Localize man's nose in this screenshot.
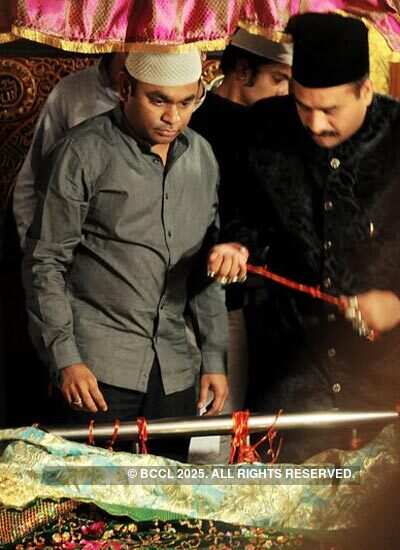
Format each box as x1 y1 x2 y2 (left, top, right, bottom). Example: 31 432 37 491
307 110 328 135
162 105 180 124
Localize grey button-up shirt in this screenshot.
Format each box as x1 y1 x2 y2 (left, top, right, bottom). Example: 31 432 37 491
23 106 228 394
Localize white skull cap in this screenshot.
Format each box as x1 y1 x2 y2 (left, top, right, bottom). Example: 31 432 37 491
125 50 202 86
230 28 293 66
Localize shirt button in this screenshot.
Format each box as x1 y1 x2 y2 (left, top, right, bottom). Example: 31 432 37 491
327 313 336 322
168 230 172 238
153 157 160 164
323 277 332 288
332 383 341 393
330 158 340 169
324 240 332 251
165 193 169 200
324 200 333 211
328 348 336 358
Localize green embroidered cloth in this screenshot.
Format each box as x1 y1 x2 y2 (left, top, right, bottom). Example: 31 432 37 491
0 424 399 543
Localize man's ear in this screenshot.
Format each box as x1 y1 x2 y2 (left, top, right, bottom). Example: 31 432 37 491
235 59 251 83
119 72 132 100
361 78 373 107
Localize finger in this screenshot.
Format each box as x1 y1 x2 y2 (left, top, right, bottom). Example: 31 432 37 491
231 244 249 263
236 257 248 278
89 383 108 412
62 385 81 408
62 387 74 406
203 394 224 416
70 391 84 409
204 384 228 416
224 253 239 283
197 379 210 411
239 245 249 261
80 388 99 413
207 251 223 276
235 254 247 281
216 255 233 283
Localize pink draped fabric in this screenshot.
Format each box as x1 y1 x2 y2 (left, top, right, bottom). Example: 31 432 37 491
0 0 399 51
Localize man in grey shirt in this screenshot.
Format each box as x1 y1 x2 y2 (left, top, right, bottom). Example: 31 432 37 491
23 50 230 461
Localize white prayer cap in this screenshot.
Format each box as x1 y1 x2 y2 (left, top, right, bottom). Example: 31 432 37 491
125 50 202 86
230 29 293 66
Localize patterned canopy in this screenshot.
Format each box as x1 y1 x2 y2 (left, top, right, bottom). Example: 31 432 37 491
0 0 400 53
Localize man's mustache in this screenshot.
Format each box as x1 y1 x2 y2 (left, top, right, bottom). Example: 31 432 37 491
307 128 338 138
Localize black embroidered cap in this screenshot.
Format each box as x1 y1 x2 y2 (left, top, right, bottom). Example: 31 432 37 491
287 12 369 88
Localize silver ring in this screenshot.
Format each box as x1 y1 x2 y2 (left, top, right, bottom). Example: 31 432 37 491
72 398 83 407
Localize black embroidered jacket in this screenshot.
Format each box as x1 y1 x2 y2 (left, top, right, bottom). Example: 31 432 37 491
228 94 400 434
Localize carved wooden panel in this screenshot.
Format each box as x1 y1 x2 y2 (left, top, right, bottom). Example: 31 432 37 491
0 56 95 209
202 58 222 85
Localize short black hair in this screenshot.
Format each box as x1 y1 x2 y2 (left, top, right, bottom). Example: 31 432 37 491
220 45 274 83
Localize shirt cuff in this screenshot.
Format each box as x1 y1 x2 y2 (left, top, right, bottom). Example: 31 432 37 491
49 339 83 371
200 351 227 375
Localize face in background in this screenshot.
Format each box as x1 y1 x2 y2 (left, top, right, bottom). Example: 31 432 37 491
293 78 373 148
106 53 128 90
119 73 200 145
100 53 128 91
240 62 292 105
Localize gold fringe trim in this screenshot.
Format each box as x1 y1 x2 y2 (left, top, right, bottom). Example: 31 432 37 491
238 21 292 44
8 18 400 59
238 12 400 57
0 31 18 44
11 25 228 53
364 21 400 63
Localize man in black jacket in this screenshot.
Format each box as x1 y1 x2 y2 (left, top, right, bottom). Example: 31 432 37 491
191 29 292 228
208 13 400 463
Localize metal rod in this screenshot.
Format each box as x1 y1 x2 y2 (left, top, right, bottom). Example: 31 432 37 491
42 410 399 441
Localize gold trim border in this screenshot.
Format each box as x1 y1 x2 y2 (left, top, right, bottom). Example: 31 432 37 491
5 17 400 60
0 31 17 44
11 25 228 53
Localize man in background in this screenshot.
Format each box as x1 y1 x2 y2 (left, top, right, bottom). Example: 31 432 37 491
13 53 126 249
189 30 292 462
191 28 292 222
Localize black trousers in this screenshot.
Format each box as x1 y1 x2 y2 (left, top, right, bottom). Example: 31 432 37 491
51 359 196 462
